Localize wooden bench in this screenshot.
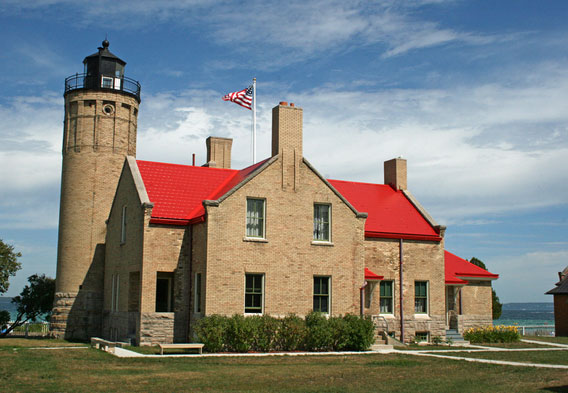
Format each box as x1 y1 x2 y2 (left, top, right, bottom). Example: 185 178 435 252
90 337 128 352
157 343 205 355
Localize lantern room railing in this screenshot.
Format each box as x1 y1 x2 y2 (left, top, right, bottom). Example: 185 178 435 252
64 73 141 102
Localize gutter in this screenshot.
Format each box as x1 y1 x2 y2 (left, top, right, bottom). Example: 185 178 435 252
360 281 368 316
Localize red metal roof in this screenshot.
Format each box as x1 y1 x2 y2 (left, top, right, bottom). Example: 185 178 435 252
364 268 383 281
137 159 268 225
328 179 441 241
444 251 499 284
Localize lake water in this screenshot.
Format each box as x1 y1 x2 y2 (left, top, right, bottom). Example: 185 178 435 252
493 302 555 326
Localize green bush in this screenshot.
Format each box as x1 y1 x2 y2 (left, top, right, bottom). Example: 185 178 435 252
251 315 279 352
463 325 520 343
194 313 375 353
341 314 375 351
225 314 257 352
304 312 334 351
194 314 228 352
275 314 306 351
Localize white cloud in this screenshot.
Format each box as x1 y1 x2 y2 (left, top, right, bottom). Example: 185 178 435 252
1 0 501 66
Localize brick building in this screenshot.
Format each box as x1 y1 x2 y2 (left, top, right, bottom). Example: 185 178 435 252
546 266 568 337
53 41 498 345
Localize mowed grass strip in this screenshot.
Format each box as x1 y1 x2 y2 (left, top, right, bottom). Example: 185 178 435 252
439 349 568 366
1 339 568 392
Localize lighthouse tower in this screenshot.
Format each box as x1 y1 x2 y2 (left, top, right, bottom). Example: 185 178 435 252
52 40 141 339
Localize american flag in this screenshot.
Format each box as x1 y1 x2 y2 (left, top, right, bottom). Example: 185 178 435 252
222 85 253 110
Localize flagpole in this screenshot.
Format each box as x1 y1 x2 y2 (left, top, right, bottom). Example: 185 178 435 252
252 77 257 164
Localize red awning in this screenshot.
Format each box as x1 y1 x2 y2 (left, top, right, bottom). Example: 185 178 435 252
365 268 383 281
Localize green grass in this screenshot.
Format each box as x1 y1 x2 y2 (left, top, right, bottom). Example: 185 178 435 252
1 338 568 392
523 336 568 345
439 349 568 366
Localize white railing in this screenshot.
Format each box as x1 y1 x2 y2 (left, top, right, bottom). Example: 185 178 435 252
518 325 555 336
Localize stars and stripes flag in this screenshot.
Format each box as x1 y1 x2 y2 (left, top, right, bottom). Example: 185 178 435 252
222 85 253 110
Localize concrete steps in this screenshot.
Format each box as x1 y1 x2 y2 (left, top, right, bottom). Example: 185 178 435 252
446 329 469 346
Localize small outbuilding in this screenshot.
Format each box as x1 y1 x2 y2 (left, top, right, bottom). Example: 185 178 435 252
546 266 568 337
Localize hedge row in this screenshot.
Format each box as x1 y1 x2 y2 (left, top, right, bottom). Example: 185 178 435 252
463 325 521 343
194 313 375 353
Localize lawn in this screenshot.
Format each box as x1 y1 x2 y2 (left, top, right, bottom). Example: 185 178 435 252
1 338 568 392
439 349 568 366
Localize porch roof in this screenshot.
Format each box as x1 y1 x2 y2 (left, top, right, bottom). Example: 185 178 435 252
365 268 383 281
445 251 499 284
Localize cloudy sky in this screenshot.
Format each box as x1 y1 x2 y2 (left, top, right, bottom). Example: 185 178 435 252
0 0 566 304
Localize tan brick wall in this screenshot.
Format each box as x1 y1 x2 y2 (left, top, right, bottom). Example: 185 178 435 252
202 158 366 319
363 238 446 342
52 89 138 340
102 162 146 342
206 137 232 168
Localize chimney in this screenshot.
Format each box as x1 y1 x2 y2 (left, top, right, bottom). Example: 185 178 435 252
272 102 303 191
205 136 232 169
272 102 303 157
384 157 407 190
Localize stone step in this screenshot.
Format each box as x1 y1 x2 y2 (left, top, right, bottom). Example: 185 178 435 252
371 344 393 351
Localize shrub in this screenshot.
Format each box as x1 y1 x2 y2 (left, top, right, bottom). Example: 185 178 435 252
225 314 257 352
304 312 334 351
275 314 306 351
431 335 443 345
252 315 279 352
463 325 520 343
194 314 228 352
341 314 375 351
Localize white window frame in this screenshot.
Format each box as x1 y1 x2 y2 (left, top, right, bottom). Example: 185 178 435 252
244 273 264 314
313 203 331 242
120 205 127 244
379 280 394 315
101 75 114 89
194 273 202 314
415 281 429 314
246 198 266 239
313 276 331 314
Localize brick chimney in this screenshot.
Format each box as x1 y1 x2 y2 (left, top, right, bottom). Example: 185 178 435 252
384 157 407 190
272 102 303 190
205 136 232 169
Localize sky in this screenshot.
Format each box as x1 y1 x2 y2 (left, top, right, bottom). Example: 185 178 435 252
0 0 566 304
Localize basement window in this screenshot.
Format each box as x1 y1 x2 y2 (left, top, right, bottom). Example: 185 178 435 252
156 272 174 312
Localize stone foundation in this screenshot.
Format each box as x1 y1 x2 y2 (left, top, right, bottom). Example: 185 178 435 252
51 291 102 340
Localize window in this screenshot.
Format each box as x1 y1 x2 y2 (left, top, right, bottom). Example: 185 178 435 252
111 274 119 312
246 198 265 238
415 281 428 314
415 331 429 343
313 276 330 313
194 273 202 314
245 274 264 314
156 272 174 312
313 204 330 241
380 281 394 314
120 205 127 244
101 76 114 88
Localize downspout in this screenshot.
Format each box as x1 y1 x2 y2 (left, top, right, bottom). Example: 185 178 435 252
399 238 404 342
360 281 368 316
187 224 193 341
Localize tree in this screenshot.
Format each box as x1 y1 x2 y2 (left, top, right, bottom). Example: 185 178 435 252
0 274 55 337
0 239 22 294
469 257 502 320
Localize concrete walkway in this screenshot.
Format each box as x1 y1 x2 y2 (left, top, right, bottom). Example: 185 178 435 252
106 339 568 370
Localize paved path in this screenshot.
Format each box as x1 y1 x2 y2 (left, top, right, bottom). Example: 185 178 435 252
108 339 568 370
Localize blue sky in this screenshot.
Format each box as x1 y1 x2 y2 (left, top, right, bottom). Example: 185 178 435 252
0 0 566 303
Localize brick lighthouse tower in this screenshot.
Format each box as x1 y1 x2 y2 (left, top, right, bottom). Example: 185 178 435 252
51 40 141 339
